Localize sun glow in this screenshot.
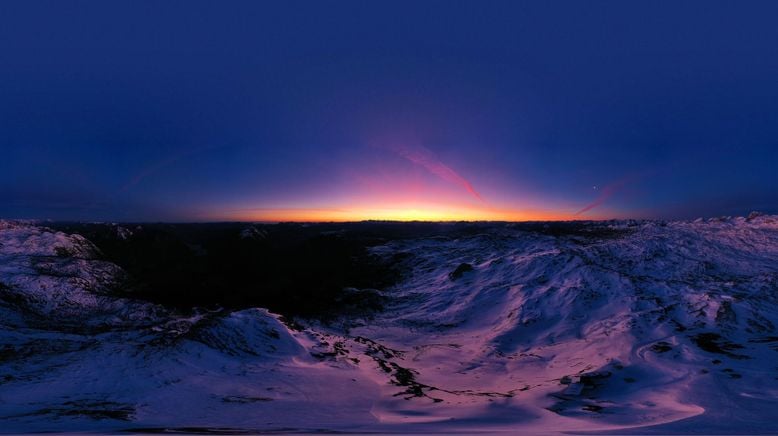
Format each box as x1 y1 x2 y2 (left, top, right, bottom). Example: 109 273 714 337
208 204 574 223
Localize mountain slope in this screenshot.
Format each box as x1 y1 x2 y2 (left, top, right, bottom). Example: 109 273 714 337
0 217 777 433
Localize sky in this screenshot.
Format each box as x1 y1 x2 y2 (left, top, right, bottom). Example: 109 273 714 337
1 1 777 222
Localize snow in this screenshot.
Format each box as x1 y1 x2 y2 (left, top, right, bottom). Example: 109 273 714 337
1 217 777 433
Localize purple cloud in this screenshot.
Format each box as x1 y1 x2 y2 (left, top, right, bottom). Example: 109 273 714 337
385 144 484 202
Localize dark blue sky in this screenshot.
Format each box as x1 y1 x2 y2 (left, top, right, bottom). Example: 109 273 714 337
2 1 777 221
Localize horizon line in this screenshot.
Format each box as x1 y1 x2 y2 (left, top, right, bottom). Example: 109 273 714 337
5 213 771 226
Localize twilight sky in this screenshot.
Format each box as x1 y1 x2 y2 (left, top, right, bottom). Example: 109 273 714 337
2 1 777 222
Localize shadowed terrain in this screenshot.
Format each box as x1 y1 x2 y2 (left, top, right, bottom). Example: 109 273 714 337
49 221 626 319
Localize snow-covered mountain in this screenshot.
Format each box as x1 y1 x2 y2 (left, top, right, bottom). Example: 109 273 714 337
1 217 777 434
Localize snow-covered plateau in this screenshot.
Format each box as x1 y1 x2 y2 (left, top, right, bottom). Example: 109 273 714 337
1 217 778 434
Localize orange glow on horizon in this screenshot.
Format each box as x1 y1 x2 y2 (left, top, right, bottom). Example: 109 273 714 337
205 204 585 223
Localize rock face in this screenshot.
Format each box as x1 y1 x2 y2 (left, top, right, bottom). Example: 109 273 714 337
448 262 473 280
0 221 155 329
1 217 778 434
